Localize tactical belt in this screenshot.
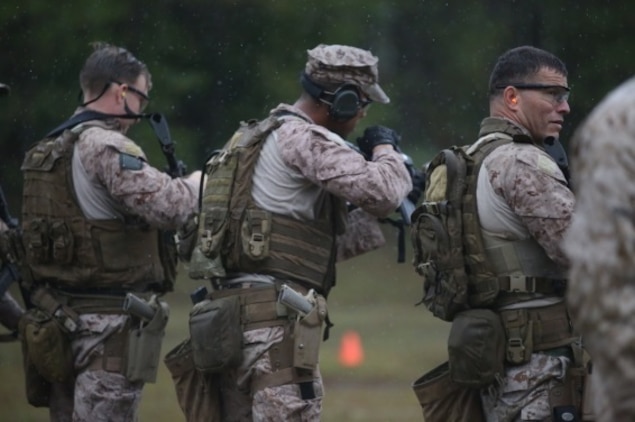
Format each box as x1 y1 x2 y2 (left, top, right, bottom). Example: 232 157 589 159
211 282 316 391
500 301 576 355
498 276 561 295
210 282 308 331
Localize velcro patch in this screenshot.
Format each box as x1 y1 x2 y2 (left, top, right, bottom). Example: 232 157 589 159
119 153 144 171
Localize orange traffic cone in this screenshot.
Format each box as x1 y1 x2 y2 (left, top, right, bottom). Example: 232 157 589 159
338 330 365 367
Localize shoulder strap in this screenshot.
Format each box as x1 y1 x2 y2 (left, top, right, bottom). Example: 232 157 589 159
45 110 112 138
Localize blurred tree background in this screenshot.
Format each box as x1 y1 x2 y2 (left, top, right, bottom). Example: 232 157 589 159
1 0 634 208
1 2 634 420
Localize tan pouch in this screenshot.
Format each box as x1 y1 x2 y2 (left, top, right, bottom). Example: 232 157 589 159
189 296 243 373
448 308 505 388
412 361 485 422
292 295 326 370
125 299 169 383
164 338 221 422
20 308 74 384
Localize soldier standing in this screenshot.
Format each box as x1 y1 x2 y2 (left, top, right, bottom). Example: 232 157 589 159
564 76 635 421
172 44 412 421
412 46 587 422
18 42 201 421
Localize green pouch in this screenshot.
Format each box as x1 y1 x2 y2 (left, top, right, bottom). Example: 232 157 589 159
448 308 505 388
18 313 52 408
189 296 243 374
20 308 74 384
125 299 169 383
292 295 326 370
164 338 222 422
241 209 271 260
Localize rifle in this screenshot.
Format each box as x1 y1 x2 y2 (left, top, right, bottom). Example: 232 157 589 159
344 141 422 263
544 137 571 186
147 113 187 178
0 185 21 299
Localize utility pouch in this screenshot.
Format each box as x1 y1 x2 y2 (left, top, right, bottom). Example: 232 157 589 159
241 209 271 260
188 246 227 280
19 308 74 384
164 338 221 422
292 295 326 370
49 220 74 264
125 299 169 383
18 313 52 407
448 309 505 388
412 361 485 422
24 218 50 264
189 296 243 374
499 308 534 365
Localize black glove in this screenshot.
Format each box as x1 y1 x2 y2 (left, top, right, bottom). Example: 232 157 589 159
356 125 401 159
407 169 426 205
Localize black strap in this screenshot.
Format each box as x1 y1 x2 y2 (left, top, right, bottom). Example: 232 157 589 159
45 110 145 138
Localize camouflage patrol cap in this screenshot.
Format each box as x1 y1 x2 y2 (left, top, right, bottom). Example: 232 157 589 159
0 83 9 96
305 44 390 104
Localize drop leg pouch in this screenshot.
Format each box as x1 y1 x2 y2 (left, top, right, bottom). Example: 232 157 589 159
19 327 52 408
164 338 221 422
412 361 485 422
189 296 243 373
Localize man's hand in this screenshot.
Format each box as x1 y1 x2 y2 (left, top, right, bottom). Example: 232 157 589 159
356 125 401 159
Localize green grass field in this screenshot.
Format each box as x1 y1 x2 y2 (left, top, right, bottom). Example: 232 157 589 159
0 231 450 421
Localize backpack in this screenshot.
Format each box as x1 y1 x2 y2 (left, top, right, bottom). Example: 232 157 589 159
410 133 512 321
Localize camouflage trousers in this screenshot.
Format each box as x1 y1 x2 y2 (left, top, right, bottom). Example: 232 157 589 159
480 353 570 422
219 325 323 421
49 314 144 422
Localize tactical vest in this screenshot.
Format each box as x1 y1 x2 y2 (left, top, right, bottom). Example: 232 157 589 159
412 132 564 321
20 123 176 293
190 115 346 297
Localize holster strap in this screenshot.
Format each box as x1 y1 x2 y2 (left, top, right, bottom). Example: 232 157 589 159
85 328 128 374
251 367 314 393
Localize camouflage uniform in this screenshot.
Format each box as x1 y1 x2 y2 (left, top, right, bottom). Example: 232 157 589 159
564 76 635 422
205 45 411 421
475 118 575 421
41 112 198 422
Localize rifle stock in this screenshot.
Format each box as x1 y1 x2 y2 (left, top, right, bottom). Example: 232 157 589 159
147 113 187 178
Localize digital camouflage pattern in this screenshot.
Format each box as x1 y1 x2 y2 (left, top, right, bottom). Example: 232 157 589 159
480 353 570 421
213 103 410 420
219 326 322 421
475 118 575 420
305 44 390 104
46 113 199 421
75 113 199 228
478 119 574 268
272 104 410 219
564 76 635 422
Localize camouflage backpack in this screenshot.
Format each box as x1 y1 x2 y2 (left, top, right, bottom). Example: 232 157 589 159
410 133 512 321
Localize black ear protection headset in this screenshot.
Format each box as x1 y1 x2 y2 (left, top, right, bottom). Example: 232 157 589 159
300 73 366 121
